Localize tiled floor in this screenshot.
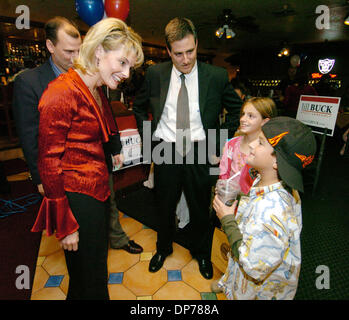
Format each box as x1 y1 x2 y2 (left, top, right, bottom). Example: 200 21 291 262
31 212 227 300
0 143 226 300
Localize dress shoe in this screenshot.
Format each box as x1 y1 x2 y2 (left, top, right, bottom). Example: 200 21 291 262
120 240 143 254
149 252 171 273
197 258 213 279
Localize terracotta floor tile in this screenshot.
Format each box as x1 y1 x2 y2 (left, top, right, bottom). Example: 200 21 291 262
60 274 69 296
137 296 152 300
118 211 127 219
108 248 140 273
140 252 153 261
108 284 137 300
181 260 223 293
31 266 49 294
42 250 67 275
38 233 61 256
131 228 157 252
153 281 201 300
119 217 143 237
30 287 66 300
123 261 167 296
216 292 227 300
36 256 45 266
163 243 192 270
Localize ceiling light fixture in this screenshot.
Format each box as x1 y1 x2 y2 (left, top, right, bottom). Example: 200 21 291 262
344 13 349 25
277 48 290 57
215 24 236 39
225 27 236 39
215 9 236 39
277 42 290 57
282 48 289 56
215 27 224 38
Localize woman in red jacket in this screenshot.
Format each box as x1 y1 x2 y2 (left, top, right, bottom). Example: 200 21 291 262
31 18 144 300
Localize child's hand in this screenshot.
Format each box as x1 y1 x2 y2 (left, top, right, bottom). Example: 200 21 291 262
213 194 238 220
112 154 124 170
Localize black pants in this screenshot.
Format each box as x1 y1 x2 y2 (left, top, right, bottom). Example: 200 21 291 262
153 141 215 259
64 192 110 300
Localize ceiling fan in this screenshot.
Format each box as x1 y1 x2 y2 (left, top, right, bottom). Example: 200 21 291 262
216 8 260 33
197 8 259 36
327 0 349 9
272 4 297 17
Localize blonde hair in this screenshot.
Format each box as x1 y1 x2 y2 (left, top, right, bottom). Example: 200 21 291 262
74 18 144 74
234 97 278 137
240 97 278 119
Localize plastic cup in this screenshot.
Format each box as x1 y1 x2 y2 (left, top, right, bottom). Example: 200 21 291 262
216 178 240 206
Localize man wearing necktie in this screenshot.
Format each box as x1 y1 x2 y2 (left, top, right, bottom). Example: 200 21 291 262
133 17 241 279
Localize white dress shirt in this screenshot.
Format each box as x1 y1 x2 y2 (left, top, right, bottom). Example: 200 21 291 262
154 62 206 142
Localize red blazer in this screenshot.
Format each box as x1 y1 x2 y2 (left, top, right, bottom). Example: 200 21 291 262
31 68 121 240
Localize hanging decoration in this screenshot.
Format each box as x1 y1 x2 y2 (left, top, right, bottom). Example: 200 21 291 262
318 58 335 74
75 0 105 26
102 0 107 19
290 54 300 68
104 0 130 21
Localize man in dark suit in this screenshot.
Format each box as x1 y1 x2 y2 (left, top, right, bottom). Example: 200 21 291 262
133 17 241 279
13 16 81 195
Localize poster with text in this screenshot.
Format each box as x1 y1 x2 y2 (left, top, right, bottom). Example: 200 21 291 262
296 95 341 136
112 128 143 171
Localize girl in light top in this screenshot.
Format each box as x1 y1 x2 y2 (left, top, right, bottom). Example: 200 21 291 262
219 97 278 194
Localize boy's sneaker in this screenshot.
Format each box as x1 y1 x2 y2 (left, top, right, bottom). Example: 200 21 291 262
210 280 223 293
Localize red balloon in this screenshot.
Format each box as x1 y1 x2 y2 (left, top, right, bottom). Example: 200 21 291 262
105 0 130 21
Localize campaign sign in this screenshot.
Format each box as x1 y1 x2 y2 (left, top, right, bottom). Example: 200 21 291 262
112 128 142 171
296 95 341 136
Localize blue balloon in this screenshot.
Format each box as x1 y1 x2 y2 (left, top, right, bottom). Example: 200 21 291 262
75 0 105 26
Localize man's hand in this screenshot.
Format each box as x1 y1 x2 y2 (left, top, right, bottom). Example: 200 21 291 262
60 231 79 251
112 154 124 170
213 194 238 220
37 184 45 196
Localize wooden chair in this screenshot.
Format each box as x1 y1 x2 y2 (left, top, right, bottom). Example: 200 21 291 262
110 101 133 117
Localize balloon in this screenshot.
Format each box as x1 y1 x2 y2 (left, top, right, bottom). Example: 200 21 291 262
102 0 107 19
105 0 130 21
290 54 300 68
75 0 105 26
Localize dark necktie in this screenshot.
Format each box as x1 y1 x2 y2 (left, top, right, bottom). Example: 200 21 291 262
176 73 191 156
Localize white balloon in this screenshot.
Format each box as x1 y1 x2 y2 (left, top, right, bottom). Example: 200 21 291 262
290 55 300 68
103 0 107 19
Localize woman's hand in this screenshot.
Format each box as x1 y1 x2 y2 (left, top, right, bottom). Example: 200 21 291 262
112 154 124 170
213 194 238 220
60 231 79 251
37 184 45 196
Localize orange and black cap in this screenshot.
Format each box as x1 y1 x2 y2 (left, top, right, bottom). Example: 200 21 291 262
262 116 317 192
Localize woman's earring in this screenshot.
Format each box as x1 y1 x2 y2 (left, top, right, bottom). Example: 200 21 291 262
96 58 100 67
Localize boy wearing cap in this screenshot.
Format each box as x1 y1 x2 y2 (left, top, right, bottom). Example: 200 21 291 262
212 117 316 300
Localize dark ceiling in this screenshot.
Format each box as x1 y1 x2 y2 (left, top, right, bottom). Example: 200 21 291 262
1 0 349 60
